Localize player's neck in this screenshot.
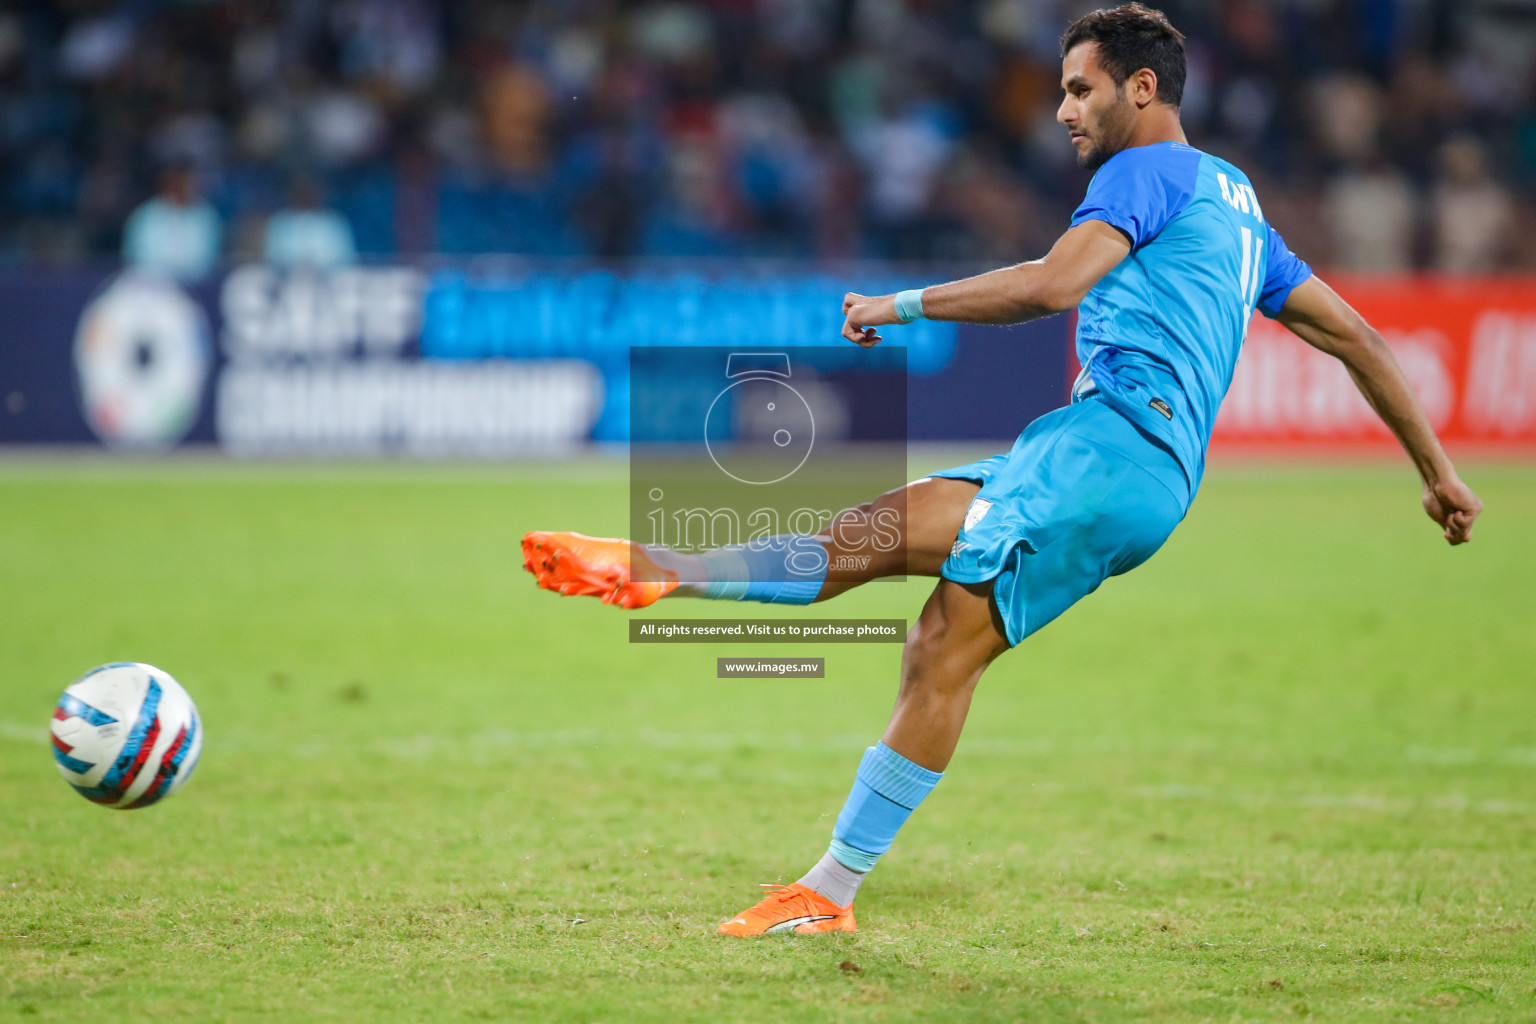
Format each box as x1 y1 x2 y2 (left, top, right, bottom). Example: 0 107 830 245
1129 107 1186 150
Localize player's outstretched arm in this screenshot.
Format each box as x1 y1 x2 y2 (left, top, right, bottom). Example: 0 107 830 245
841 220 1131 345
1275 275 1483 545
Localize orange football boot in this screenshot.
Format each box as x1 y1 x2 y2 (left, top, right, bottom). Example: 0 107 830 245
717 883 857 936
521 531 678 609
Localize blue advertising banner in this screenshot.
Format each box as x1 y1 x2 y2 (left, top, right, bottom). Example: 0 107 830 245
0 263 1070 453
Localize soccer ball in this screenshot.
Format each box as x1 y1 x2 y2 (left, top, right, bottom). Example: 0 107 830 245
50 662 203 809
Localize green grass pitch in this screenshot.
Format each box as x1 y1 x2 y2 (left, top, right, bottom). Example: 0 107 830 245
1 458 1533 1022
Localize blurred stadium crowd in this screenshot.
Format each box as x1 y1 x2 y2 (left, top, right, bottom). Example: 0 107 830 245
2 0 1535 275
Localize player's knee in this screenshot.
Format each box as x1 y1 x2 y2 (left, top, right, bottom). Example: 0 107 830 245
900 577 1010 697
899 617 979 698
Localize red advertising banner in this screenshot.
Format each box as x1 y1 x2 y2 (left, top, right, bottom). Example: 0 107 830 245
1212 277 1536 457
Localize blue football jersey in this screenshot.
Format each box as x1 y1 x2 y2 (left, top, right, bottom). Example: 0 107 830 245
1068 141 1311 494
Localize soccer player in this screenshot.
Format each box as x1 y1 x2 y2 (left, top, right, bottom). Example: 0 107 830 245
523 3 1483 935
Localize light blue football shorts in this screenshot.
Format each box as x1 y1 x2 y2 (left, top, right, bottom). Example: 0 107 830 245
929 393 1191 646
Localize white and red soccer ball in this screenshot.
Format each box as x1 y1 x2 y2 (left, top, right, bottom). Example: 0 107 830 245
51 663 203 809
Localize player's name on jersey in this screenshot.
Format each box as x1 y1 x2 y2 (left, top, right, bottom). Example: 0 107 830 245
629 619 905 643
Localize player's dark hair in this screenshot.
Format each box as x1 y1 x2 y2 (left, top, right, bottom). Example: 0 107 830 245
1061 3 1186 107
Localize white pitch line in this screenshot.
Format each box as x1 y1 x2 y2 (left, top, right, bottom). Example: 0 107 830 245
0 722 47 744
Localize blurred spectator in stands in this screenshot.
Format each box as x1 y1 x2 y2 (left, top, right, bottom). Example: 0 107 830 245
718 90 823 257
1431 136 1513 274
1323 155 1416 272
1314 75 1416 272
3 0 1535 269
122 164 221 281
1311 73 1385 169
1384 55 1460 178
854 93 958 260
263 178 357 269
567 64 667 258
940 144 1044 263
639 133 739 258
330 0 441 96
483 61 552 176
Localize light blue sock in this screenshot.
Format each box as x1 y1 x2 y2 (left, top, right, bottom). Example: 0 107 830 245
695 534 827 604
827 742 943 872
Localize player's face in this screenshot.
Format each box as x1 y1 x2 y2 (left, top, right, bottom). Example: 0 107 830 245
1057 43 1137 171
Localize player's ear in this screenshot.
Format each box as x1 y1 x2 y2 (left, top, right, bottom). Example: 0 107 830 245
1131 67 1159 108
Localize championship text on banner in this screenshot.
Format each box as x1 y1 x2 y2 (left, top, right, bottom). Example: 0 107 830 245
630 619 906 643
8 264 1070 452
8 265 1534 455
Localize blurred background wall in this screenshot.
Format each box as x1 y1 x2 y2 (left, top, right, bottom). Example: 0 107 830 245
0 0 1533 455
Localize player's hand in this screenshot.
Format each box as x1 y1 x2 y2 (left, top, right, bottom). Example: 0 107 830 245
842 292 899 347
1421 475 1482 545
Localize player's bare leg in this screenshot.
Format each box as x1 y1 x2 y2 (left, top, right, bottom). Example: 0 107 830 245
881 578 1011 770
718 576 1010 934
522 475 981 607
812 476 980 599
632 474 979 597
